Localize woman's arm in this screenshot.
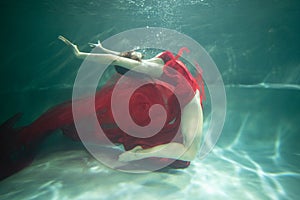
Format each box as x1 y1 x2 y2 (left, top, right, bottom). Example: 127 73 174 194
118 90 203 162
58 35 164 77
89 40 121 55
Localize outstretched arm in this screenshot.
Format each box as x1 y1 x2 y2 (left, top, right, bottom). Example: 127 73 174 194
89 40 144 60
58 35 163 77
119 90 203 162
59 35 124 63
89 40 121 55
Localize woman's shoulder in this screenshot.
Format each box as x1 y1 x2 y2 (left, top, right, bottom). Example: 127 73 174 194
155 51 174 63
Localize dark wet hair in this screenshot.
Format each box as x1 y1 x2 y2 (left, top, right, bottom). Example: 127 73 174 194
115 51 142 75
119 51 142 61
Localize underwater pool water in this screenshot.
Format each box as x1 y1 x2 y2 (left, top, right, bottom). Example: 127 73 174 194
0 0 299 199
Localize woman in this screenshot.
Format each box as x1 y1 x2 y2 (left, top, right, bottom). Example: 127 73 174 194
0 36 204 180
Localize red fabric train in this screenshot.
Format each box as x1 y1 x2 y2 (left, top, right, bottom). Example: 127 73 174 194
0 48 205 180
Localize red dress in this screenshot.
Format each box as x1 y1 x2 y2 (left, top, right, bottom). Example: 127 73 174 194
0 48 204 179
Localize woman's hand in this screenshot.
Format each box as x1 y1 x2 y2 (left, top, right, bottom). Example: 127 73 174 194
118 145 144 162
89 40 103 49
58 35 80 56
89 39 121 56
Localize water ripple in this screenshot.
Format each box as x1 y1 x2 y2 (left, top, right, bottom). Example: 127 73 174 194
227 83 300 91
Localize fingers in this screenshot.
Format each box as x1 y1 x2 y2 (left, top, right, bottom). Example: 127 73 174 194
118 146 143 162
88 40 103 49
58 35 74 46
58 35 80 56
131 145 143 152
88 43 97 48
97 40 103 48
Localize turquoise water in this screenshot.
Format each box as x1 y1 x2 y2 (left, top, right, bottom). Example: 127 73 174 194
0 0 299 199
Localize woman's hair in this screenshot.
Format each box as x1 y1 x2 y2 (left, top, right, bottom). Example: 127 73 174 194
115 51 152 80
119 51 143 62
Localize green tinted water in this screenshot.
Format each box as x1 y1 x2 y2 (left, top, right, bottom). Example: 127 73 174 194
0 0 299 199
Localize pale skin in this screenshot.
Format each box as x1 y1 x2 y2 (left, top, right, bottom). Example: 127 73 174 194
58 36 203 162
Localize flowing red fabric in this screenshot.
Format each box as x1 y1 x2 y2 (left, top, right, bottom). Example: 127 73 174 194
12 48 204 170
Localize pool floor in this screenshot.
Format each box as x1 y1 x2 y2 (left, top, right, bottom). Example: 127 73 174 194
0 87 299 200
